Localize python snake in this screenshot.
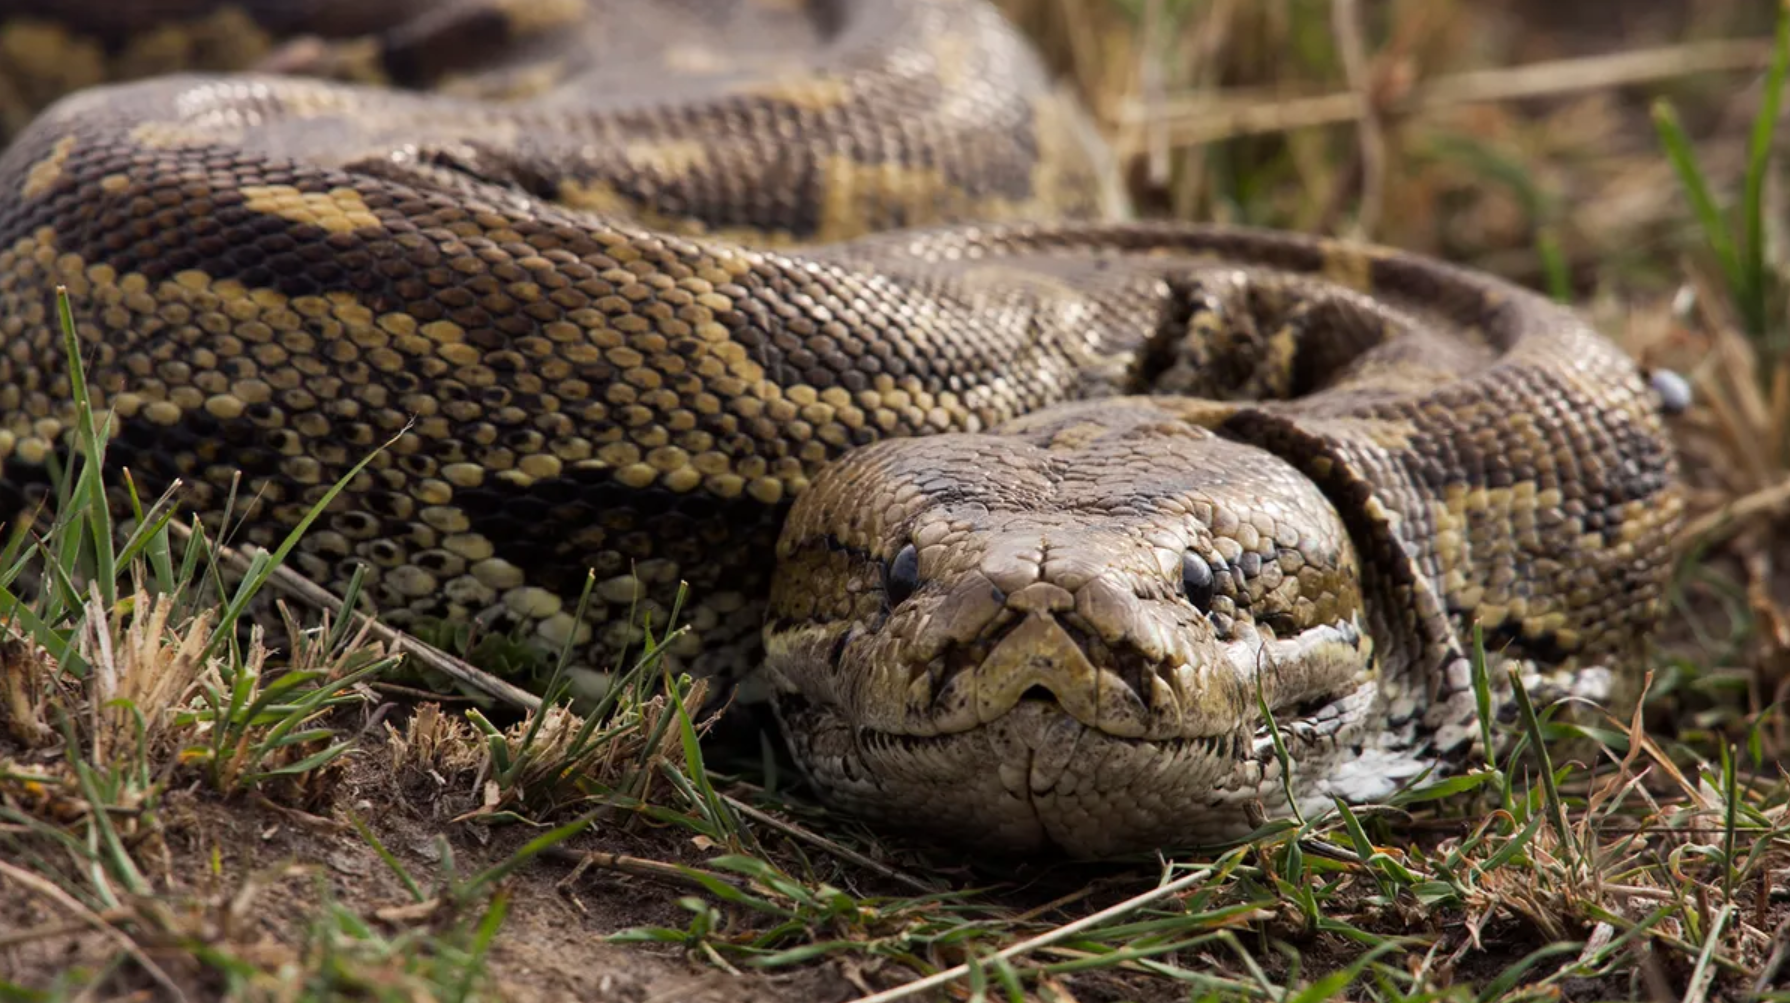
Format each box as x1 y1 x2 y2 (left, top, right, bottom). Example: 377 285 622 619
0 0 1683 856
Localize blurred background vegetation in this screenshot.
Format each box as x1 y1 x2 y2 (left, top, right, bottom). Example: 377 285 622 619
1002 0 1772 289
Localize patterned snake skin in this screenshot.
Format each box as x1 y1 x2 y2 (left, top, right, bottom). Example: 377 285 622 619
0 0 1682 855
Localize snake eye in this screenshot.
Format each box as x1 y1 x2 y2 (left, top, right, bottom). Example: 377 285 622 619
885 543 921 607
1181 552 1215 612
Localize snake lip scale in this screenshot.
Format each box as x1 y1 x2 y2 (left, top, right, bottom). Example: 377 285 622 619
0 0 1682 857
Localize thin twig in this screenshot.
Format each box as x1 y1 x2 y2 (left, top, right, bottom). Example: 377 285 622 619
846 863 1217 1003
246 540 542 711
1116 38 1773 149
0 909 134 949
1141 0 1168 188
0 860 189 1003
543 845 746 895
1678 476 1790 547
166 521 540 712
1329 0 1383 238
370 681 485 703
720 795 942 895
1008 884 1099 925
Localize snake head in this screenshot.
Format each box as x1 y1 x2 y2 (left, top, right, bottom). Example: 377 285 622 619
763 400 1378 856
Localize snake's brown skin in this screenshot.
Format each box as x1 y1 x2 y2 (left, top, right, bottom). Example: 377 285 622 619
0 1 1681 855
0 0 1116 683
765 228 1681 854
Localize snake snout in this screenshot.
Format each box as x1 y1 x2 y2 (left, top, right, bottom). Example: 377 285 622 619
921 570 1211 740
948 611 1154 736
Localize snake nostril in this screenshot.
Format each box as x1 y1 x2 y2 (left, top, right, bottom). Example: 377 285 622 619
1060 622 1162 705
926 642 987 695
1018 684 1056 704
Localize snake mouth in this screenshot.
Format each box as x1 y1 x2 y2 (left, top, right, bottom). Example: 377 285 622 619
867 609 1369 745
773 692 1265 856
853 709 1247 775
910 612 1199 740
769 611 1377 855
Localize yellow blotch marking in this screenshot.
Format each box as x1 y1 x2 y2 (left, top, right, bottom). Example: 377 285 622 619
270 83 367 121
623 141 710 176
1025 93 1127 222
559 179 793 246
928 29 978 91
331 296 374 330
132 120 241 149
377 312 418 336
421 506 470 533
616 463 658 489
747 477 784 505
1043 421 1111 452
387 566 439 599
490 0 585 34
517 453 561 480
445 533 495 562
736 74 853 111
663 467 703 493
707 473 746 499
813 154 1048 243
99 174 132 194
240 184 382 234
598 575 645 604
439 61 562 101
537 613 592 647
1319 244 1377 292
504 586 563 619
559 179 636 217
1521 612 1569 641
21 136 76 199
205 394 245 420
1131 397 1239 429
443 463 485 488
15 437 50 465
421 320 464 344
597 442 640 468
438 343 480 366
1360 419 1418 450
472 558 526 591
662 43 732 75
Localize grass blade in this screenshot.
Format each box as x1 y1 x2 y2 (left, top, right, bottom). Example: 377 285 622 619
1742 0 1790 342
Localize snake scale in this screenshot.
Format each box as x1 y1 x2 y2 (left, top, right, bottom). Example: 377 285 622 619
0 0 1683 856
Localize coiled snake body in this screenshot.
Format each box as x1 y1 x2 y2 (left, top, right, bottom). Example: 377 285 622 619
0 0 1682 855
